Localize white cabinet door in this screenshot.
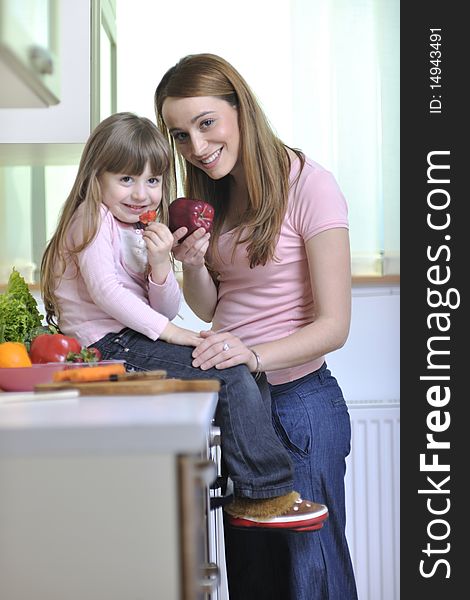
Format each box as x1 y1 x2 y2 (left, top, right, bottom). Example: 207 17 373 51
0 0 90 147
0 0 116 165
0 0 60 107
0 454 181 600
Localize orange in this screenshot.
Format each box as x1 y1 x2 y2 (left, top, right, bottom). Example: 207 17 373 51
0 341 33 368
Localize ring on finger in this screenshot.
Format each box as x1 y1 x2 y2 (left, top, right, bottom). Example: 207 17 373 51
222 342 230 352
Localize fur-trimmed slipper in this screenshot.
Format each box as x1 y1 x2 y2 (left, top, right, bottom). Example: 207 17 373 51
225 492 328 532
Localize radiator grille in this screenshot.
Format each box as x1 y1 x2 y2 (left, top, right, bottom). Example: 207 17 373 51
345 402 400 600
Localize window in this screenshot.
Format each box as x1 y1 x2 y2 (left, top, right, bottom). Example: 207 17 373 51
117 0 399 278
290 0 399 276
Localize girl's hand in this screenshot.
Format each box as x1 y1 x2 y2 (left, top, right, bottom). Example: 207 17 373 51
191 330 258 371
159 321 203 347
172 227 210 269
143 222 174 282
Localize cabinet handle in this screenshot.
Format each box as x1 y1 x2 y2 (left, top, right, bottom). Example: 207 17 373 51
29 46 54 75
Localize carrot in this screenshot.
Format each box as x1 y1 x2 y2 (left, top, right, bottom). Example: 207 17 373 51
53 363 126 383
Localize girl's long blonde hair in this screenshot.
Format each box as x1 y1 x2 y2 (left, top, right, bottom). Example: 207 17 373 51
41 112 171 326
154 53 305 268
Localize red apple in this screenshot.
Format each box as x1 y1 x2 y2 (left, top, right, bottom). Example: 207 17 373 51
169 197 214 241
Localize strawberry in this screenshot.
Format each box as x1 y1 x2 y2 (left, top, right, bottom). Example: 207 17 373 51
139 209 157 226
66 346 102 363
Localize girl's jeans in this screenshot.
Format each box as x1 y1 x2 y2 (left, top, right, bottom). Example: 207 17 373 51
92 328 294 499
224 363 358 600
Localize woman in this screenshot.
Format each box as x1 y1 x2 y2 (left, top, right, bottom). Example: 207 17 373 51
155 53 358 600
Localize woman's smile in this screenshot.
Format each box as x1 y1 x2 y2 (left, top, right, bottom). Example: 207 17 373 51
200 147 222 168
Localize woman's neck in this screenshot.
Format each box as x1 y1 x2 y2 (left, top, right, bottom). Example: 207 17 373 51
229 175 249 209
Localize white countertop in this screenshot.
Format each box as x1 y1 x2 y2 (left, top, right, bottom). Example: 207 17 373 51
0 391 219 457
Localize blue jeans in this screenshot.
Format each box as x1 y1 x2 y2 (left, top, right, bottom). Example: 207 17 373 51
92 329 294 499
224 363 358 600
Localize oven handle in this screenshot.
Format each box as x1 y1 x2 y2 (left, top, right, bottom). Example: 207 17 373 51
198 562 220 593
210 493 234 510
209 424 221 447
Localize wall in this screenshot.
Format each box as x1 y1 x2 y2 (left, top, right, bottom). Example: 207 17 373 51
329 284 399 403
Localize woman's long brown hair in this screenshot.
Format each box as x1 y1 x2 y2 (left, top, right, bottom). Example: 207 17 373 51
154 53 304 268
41 112 171 326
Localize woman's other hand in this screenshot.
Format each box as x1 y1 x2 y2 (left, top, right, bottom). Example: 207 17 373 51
172 226 210 268
192 330 258 372
172 227 218 323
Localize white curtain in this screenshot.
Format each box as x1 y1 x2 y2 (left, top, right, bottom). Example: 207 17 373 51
115 0 400 277
291 0 399 275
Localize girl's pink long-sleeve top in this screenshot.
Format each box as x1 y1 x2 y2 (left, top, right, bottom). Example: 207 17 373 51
55 205 181 347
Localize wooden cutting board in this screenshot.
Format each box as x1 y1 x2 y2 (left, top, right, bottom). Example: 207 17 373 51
35 378 221 396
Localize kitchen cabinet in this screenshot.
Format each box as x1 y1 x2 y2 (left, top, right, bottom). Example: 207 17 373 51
0 0 60 108
0 390 222 600
0 0 116 165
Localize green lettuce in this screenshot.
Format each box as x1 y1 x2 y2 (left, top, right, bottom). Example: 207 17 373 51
0 268 45 344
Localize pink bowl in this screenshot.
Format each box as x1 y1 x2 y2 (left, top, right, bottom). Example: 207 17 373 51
0 363 67 392
0 360 126 392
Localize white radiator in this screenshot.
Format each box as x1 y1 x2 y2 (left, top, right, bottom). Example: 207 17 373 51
345 401 400 600
210 402 400 600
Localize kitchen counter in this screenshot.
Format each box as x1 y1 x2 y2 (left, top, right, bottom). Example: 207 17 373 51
0 390 219 456
0 390 220 600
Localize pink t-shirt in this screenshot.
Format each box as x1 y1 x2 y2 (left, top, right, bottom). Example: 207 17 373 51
210 157 348 385
55 204 181 347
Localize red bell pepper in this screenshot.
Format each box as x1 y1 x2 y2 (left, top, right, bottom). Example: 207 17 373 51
29 333 82 364
168 197 214 241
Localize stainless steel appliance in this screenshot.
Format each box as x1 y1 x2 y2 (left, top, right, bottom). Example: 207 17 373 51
179 424 230 600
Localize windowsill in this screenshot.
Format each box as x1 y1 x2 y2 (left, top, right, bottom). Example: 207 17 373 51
352 275 400 286
175 273 400 287
1 274 401 293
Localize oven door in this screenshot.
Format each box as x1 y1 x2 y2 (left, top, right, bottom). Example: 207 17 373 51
207 426 230 600
179 425 229 599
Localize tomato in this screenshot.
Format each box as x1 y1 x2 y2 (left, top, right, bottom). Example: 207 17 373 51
29 333 82 364
0 341 32 368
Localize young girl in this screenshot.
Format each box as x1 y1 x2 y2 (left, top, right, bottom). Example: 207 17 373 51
40 111 327 532
155 55 358 599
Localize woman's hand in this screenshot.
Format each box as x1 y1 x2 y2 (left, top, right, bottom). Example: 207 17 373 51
172 226 210 269
191 330 258 371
